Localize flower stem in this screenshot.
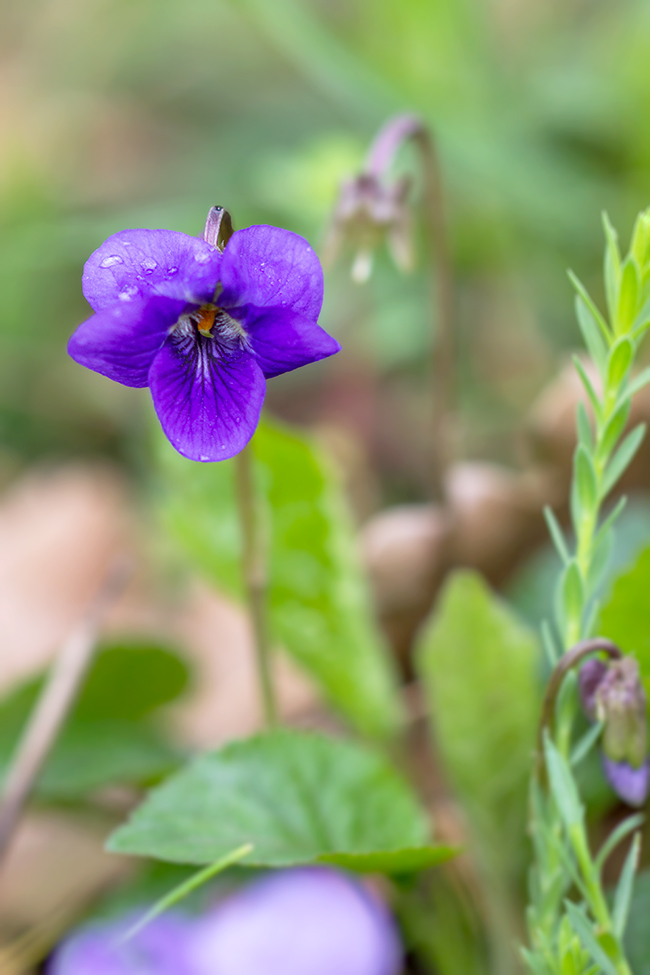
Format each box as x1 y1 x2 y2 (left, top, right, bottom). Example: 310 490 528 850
365 114 454 501
234 444 278 728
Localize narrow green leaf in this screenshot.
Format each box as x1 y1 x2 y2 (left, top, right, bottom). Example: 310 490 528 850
156 419 402 739
626 365 650 398
108 730 444 871
602 423 646 497
572 356 602 421
564 901 619 975
599 542 650 684
598 398 631 463
318 846 457 875
616 258 640 335
630 209 650 272
573 444 598 518
613 833 642 938
570 722 603 768
594 496 627 548
606 337 635 390
544 506 570 564
416 571 540 885
587 527 613 591
602 212 621 324
560 560 585 629
575 295 608 376
577 402 594 452
568 272 611 345
544 734 584 831
541 619 560 667
121 844 254 943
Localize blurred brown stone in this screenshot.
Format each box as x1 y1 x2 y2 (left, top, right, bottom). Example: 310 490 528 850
361 504 452 668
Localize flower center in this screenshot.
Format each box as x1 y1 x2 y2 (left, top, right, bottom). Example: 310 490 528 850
186 304 247 342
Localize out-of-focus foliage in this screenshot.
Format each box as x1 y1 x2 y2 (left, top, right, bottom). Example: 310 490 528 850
156 418 402 739
0 642 189 799
625 870 650 973
599 542 650 696
5 0 650 482
108 729 454 870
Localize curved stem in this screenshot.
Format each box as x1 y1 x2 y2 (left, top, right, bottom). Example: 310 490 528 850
536 637 622 776
365 114 454 501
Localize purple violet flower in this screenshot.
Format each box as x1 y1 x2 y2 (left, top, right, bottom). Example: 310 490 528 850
603 755 650 808
187 867 402 975
48 913 195 975
68 222 340 462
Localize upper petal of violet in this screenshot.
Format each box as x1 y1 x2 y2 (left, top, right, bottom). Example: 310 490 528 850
240 305 341 379
148 329 266 462
82 229 222 312
218 226 323 321
68 295 187 388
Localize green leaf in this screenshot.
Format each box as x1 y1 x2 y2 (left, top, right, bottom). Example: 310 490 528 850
606 337 635 390
598 398 631 464
602 423 646 497
595 814 644 873
568 273 611 345
602 212 621 325
575 295 607 376
572 445 598 523
624 870 650 973
564 901 620 975
616 258 640 335
630 209 650 273
572 356 602 421
0 643 188 799
544 506 570 564
544 735 584 832
156 418 401 739
560 560 585 628
576 402 594 453
108 729 451 872
415 571 540 883
626 366 650 399
613 832 641 938
318 846 457 874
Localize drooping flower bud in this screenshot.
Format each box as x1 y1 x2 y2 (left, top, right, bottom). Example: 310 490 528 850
578 657 608 721
594 656 647 769
322 173 413 283
602 755 650 808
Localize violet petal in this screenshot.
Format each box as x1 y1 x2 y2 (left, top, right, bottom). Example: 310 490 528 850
219 226 323 321
578 658 608 721
48 913 195 975
187 867 402 975
68 296 186 388
149 330 265 462
241 306 340 378
83 229 222 312
603 755 650 808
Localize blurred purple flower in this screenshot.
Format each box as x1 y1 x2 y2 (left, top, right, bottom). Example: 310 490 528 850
188 867 402 975
68 225 340 462
603 755 650 808
48 913 195 975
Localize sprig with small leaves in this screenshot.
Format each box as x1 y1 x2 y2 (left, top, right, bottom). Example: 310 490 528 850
525 211 650 975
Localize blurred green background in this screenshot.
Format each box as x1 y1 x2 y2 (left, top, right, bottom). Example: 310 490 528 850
3 0 650 499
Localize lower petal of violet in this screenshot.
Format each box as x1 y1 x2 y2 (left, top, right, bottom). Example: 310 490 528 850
186 867 402 975
239 305 341 379
48 913 196 975
603 754 650 807
68 296 187 388
148 328 265 462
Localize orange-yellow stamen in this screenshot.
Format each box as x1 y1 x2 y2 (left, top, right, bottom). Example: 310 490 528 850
196 305 217 337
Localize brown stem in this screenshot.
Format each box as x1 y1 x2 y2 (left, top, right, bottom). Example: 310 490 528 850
0 557 131 865
234 445 277 728
536 637 623 776
365 114 454 501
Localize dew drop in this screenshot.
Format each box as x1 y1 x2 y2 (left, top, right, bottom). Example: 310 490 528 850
140 258 158 274
168 266 178 275
118 286 138 301
100 255 123 268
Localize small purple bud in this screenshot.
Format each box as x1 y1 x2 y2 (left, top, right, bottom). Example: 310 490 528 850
578 658 608 721
187 867 402 975
48 913 195 975
596 657 647 769
603 755 650 808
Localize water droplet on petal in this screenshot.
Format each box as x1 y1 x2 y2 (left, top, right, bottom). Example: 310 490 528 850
168 266 178 275
140 258 158 274
100 255 123 268
118 286 139 301
194 250 210 264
